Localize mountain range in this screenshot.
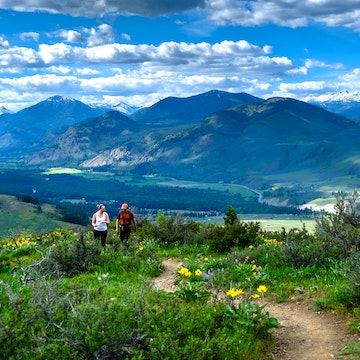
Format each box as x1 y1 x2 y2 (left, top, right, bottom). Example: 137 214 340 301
306 91 360 121
0 90 359 191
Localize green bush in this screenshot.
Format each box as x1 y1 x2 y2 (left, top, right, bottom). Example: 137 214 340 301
143 212 203 246
340 251 360 298
315 191 360 260
21 232 101 279
280 226 341 268
205 222 263 253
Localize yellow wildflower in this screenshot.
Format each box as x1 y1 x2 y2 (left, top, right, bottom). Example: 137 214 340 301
257 285 268 293
226 288 244 297
184 270 192 277
179 267 191 277
195 269 202 276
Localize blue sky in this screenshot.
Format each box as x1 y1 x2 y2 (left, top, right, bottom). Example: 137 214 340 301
0 0 360 111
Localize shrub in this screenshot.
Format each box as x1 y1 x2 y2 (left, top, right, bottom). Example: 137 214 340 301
280 225 339 268
205 222 263 253
315 191 360 260
20 232 101 280
341 251 360 298
144 211 202 246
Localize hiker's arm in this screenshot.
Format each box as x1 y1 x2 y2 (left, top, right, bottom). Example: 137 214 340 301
105 213 110 224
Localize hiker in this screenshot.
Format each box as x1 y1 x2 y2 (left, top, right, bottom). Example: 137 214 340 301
92 204 110 248
116 203 137 246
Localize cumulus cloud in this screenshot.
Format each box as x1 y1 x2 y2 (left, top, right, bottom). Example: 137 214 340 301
0 74 79 94
55 24 114 46
19 32 40 42
0 33 304 110
0 39 276 71
0 36 10 49
85 24 115 46
57 30 85 44
206 0 360 32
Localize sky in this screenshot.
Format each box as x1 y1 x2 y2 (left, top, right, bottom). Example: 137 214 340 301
0 0 360 112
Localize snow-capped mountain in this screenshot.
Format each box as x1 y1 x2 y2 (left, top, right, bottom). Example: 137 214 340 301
305 91 360 121
304 91 360 103
0 106 12 114
88 101 142 115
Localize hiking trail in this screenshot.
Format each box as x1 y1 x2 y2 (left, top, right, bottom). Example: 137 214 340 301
151 258 359 360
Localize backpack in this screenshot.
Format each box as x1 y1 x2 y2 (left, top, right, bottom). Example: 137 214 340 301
118 210 133 225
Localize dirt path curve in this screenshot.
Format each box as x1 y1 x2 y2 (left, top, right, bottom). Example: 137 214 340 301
151 258 359 360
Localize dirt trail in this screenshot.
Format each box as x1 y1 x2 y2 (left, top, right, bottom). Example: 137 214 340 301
151 258 359 360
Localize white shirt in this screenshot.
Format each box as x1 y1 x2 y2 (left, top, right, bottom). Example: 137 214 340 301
94 211 107 231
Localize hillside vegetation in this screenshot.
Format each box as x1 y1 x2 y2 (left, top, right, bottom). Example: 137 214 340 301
0 194 86 237
1 193 360 359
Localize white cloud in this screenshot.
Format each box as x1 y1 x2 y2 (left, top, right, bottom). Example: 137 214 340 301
76 68 99 75
205 0 360 32
286 67 308 76
0 46 43 67
19 32 40 42
336 68 360 91
58 30 85 44
0 34 306 110
49 65 72 74
1 39 274 73
279 81 326 92
121 33 131 41
0 35 10 49
38 43 75 65
85 24 115 46
305 59 344 69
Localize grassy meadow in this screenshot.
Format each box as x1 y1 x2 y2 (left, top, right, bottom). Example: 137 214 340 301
1 195 360 359
0 194 85 237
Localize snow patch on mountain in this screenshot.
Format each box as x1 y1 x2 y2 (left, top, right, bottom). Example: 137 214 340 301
46 95 76 103
304 91 360 103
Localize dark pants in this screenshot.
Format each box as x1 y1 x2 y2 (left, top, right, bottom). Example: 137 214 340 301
120 225 131 244
94 229 107 247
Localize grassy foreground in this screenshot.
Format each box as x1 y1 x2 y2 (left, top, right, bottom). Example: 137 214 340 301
1 196 360 359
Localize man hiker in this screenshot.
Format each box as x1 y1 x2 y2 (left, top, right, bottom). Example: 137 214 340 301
116 203 137 246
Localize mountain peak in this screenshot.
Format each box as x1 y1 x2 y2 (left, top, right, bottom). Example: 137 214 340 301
0 105 12 114
46 95 76 103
